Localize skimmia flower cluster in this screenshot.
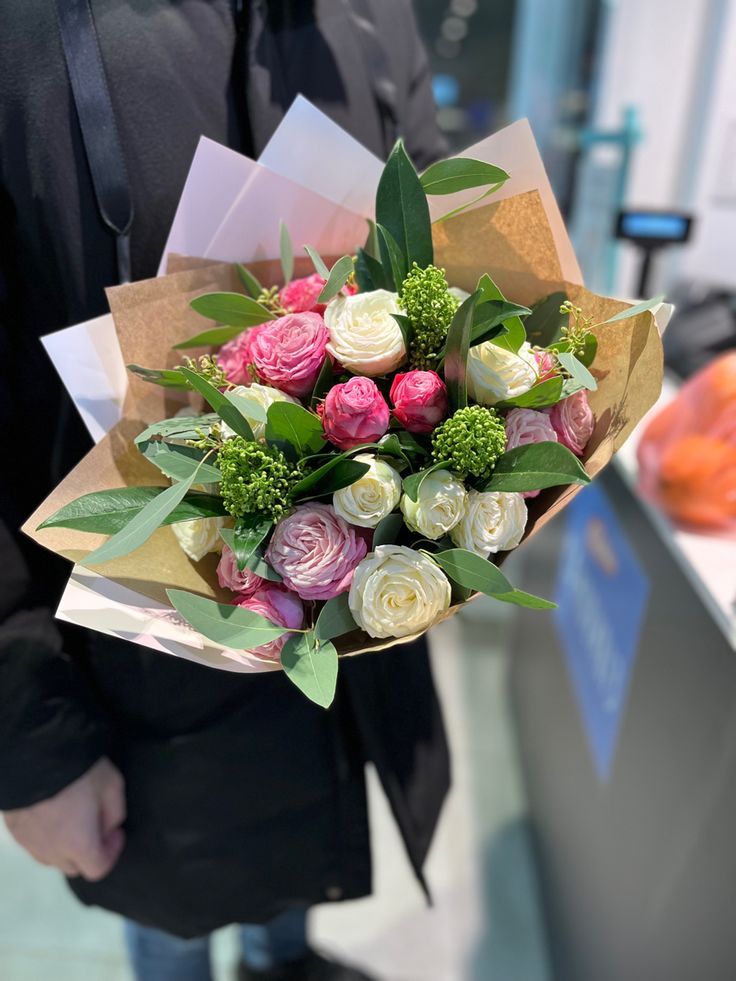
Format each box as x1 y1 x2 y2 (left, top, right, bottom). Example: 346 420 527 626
44 140 610 707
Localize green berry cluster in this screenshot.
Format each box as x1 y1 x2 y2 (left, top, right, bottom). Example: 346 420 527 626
218 437 301 520
399 263 459 370
431 405 507 479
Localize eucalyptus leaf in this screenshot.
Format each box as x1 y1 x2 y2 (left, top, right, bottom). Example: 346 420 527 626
135 414 220 446
603 294 664 324
304 244 330 279
265 402 325 458
38 487 227 535
420 157 509 195
189 292 275 327
280 632 338 708
127 365 189 389
317 255 355 303
372 512 404 548
578 332 598 368
168 588 289 649
81 467 204 566
492 589 557 610
174 325 248 350
444 290 480 411
375 139 433 272
316 594 357 642
557 350 598 392
480 441 590 492
139 441 222 484
280 220 294 284
431 548 512 594
179 367 255 441
236 263 263 299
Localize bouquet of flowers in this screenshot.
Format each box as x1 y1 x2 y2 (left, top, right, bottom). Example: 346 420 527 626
27 110 664 706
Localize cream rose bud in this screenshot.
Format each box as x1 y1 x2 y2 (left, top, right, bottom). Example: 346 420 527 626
172 516 225 562
467 340 539 405
400 470 467 540
450 489 527 556
349 545 451 639
221 383 300 441
325 289 406 376
333 454 402 528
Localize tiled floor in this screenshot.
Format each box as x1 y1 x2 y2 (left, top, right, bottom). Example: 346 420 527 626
0 600 550 980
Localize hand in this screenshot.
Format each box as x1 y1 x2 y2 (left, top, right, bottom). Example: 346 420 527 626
3 757 126 881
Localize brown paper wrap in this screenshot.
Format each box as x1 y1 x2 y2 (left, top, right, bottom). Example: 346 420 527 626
25 190 663 661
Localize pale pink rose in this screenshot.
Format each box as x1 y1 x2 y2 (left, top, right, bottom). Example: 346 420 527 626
279 274 358 316
548 391 595 456
216 545 265 597
534 349 558 382
229 586 304 662
250 312 329 398
319 377 390 450
505 408 559 499
266 503 368 601
217 325 266 385
390 370 448 434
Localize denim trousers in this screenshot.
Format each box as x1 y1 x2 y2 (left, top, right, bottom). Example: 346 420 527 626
124 908 309 981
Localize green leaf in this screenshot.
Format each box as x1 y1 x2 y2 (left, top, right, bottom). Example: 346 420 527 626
135 414 220 446
364 218 380 259
225 391 268 424
524 292 568 346
280 632 338 708
377 223 408 292
578 332 598 368
173 325 248 350
230 514 272 570
317 255 355 303
481 441 590 492
432 548 512 593
434 183 507 223
38 487 227 535
392 313 413 353
497 376 564 409
376 433 412 468
420 157 510 195
311 355 334 408
219 531 282 582
355 248 388 293
304 245 330 279
316 593 357 642
492 589 557 610
470 301 531 349
190 292 276 328
280 221 294 284
444 290 481 412
179 366 255 441
138 441 222 484
476 275 526 352
236 263 263 299
81 467 204 566
265 402 325 458
603 294 664 324
127 365 189 389
293 457 370 500
557 351 598 392
375 139 433 272
372 512 404 547
402 459 451 503
393 430 429 458
168 588 289 649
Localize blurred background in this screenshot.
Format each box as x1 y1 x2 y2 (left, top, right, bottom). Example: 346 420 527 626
3 1 735 979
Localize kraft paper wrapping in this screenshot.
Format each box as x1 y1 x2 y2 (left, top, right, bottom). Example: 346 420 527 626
25 190 663 664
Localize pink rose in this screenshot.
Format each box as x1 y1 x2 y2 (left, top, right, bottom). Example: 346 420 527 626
250 312 329 398
217 325 265 385
548 391 595 456
319 377 390 450
279 274 359 316
228 585 304 663
216 545 265 597
266 503 368 601
534 349 558 382
390 370 448 434
505 408 559 499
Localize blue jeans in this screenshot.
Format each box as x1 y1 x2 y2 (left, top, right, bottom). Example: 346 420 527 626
124 908 309 981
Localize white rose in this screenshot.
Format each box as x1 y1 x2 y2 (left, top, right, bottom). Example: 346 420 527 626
349 545 451 639
172 516 226 562
467 340 538 405
333 454 402 528
400 470 467 540
450 489 527 556
325 289 406 376
221 383 300 441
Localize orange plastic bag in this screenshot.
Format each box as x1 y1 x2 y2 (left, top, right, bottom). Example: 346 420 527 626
638 352 736 531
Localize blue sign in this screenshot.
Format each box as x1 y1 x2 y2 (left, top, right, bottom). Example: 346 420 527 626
554 483 650 780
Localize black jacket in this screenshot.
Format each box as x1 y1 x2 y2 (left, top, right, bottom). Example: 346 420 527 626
0 0 450 938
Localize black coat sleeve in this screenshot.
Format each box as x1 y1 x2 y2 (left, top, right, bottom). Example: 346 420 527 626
0 521 111 810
